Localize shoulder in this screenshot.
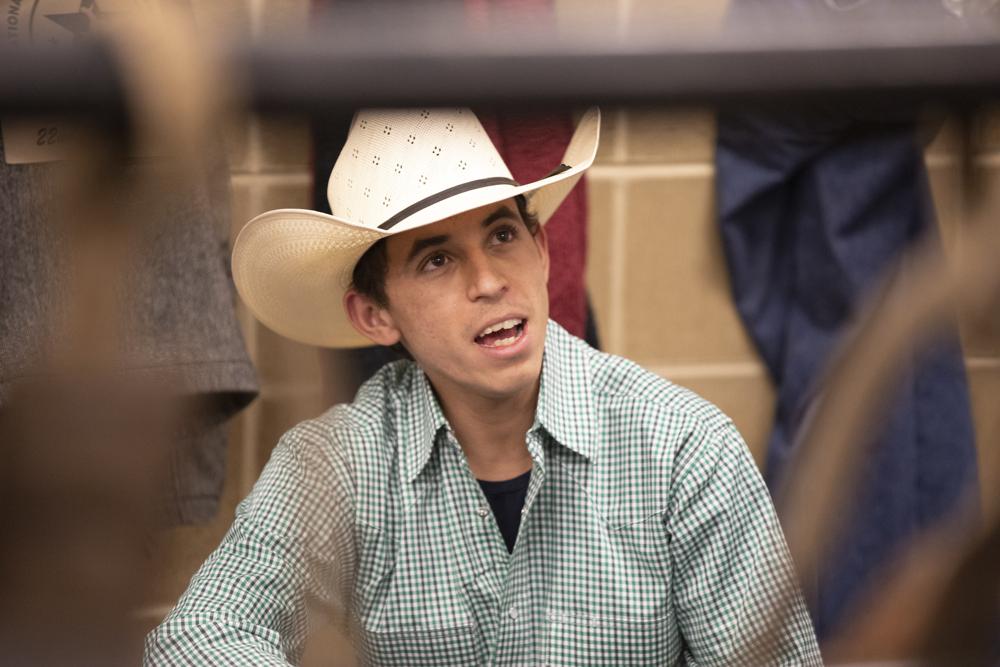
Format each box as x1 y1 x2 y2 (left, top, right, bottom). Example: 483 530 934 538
562 332 750 503
545 321 735 454
578 342 734 444
275 359 419 474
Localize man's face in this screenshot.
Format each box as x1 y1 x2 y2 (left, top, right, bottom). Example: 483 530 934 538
357 199 550 404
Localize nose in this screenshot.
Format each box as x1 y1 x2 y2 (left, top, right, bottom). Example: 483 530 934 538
465 250 508 302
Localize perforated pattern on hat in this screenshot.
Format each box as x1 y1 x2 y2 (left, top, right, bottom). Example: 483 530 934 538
327 109 513 230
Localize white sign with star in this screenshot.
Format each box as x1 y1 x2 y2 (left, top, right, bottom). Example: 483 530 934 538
3 0 156 164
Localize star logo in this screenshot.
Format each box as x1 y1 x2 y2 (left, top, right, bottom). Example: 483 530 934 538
45 0 103 40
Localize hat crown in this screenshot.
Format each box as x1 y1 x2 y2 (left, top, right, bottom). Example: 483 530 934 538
327 108 514 230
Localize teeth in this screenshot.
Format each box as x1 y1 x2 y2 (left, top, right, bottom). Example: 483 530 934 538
478 318 522 337
483 332 520 348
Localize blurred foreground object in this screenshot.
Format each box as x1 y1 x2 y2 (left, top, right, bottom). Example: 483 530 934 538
0 376 177 665
825 513 1000 664
0 3 242 663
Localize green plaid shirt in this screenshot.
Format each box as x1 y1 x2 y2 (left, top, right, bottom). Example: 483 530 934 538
146 321 822 666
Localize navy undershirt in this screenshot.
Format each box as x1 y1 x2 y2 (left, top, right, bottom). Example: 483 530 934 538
477 469 531 553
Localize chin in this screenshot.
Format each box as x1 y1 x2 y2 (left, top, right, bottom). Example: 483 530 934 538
474 362 541 400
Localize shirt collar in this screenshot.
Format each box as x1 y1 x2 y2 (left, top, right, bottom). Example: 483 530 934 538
402 318 598 484
535 319 598 461
403 368 449 484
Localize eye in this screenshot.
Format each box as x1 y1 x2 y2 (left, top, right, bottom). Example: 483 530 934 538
491 224 518 245
420 252 449 272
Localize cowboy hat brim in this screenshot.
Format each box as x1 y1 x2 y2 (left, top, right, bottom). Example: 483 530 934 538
232 107 600 348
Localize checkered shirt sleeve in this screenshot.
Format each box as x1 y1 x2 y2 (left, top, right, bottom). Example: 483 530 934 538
145 422 356 666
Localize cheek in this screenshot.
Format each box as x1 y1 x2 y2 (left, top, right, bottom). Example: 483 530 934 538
400 310 470 376
392 285 458 344
512 250 549 295
409 315 449 345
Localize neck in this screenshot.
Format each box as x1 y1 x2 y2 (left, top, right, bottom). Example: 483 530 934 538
433 379 538 482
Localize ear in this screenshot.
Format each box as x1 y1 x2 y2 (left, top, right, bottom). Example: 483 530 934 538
533 224 550 283
343 289 401 346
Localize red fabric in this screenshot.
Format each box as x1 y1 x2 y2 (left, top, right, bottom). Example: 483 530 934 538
463 0 555 31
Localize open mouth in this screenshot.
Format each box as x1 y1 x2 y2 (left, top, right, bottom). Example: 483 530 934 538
474 318 526 348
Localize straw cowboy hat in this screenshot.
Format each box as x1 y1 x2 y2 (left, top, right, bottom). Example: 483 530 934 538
232 107 600 348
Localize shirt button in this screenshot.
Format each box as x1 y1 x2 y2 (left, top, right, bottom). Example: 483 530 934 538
477 506 489 519
508 605 519 620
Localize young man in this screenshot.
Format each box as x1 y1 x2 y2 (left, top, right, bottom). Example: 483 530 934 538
146 108 823 665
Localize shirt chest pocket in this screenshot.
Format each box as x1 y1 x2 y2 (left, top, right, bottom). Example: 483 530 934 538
543 609 673 666
353 523 486 665
541 514 677 665
358 623 483 666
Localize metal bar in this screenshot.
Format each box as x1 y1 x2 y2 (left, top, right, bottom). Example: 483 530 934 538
242 41 1000 112
0 43 126 117
3 14 1000 115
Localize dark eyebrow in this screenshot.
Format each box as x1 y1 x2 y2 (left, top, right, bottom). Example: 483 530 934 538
406 234 450 265
405 206 519 265
482 205 518 228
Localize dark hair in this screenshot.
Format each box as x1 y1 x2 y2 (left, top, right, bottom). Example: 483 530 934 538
350 195 540 308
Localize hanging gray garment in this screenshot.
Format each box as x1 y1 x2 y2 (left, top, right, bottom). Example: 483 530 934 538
0 133 258 525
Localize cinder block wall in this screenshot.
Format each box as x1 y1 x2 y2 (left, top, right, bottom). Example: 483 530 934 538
139 0 999 643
